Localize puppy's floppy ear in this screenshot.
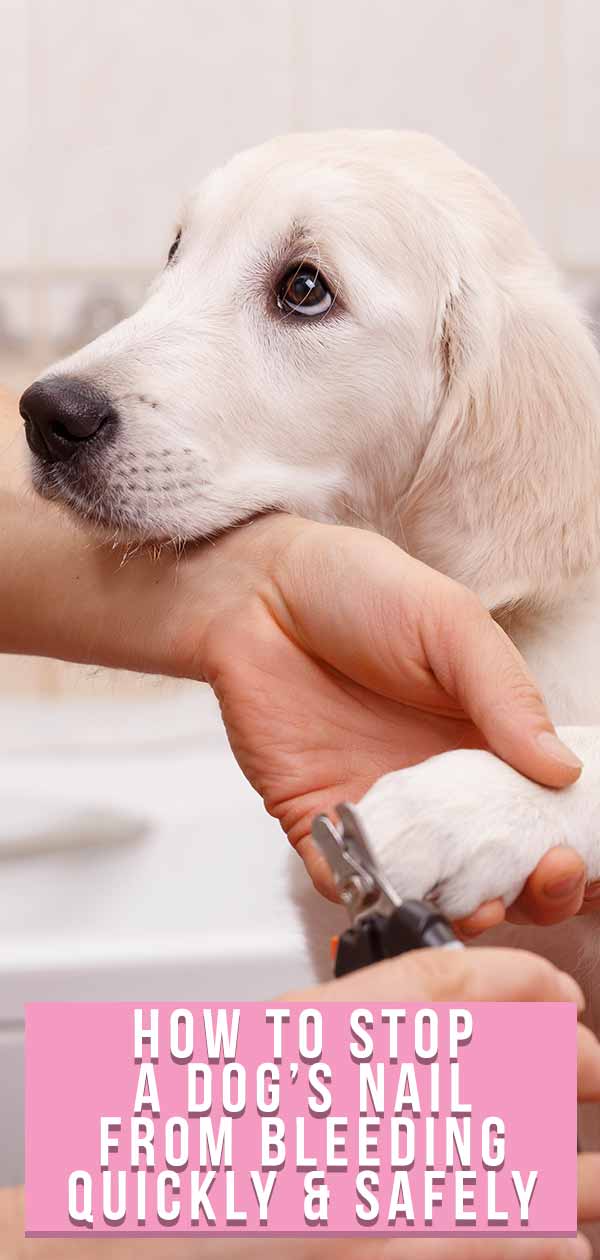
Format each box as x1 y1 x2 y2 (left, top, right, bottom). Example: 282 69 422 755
402 265 600 610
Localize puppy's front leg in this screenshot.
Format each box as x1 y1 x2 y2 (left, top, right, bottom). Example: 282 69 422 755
355 727 600 920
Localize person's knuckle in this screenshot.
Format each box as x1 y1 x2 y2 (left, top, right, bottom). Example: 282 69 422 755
405 946 471 998
505 672 545 710
514 950 560 996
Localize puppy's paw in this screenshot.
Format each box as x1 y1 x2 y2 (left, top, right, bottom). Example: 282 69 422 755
356 750 566 920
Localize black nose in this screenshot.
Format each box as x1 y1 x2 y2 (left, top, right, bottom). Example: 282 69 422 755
20 377 117 463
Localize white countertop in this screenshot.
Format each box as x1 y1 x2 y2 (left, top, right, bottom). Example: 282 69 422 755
0 691 343 1020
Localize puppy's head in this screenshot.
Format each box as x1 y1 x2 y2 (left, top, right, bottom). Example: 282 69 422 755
19 132 468 540
21 130 600 606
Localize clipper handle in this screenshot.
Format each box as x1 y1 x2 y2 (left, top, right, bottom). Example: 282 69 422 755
334 899 461 978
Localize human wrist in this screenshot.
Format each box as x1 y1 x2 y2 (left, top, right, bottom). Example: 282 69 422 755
172 512 312 682
0 486 178 674
1 479 309 683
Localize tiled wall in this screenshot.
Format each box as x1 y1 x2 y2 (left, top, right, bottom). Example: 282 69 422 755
3 0 600 378
1 0 599 693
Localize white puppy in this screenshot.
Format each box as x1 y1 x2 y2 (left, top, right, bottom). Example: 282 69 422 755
20 131 600 1107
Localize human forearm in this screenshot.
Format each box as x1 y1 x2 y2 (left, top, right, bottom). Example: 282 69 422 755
0 384 300 673
0 482 301 680
1 485 187 673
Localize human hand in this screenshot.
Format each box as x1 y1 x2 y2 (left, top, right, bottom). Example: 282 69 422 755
190 514 587 930
4 945 597 1260
0 402 588 938
283 945 600 1259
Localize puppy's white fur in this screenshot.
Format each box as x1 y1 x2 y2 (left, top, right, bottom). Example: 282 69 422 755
31 131 600 1152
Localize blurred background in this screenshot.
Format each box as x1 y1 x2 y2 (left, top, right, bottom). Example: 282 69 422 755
1 0 599 1190
1 0 599 693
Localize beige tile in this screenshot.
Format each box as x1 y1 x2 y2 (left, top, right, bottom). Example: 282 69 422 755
0 374 32 489
0 651 192 700
0 655 54 696
43 272 149 357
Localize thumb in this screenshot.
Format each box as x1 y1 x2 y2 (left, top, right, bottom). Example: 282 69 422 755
285 946 584 1006
430 586 582 788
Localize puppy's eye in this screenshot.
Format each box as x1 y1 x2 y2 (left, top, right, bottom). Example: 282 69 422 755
167 229 182 265
277 265 333 317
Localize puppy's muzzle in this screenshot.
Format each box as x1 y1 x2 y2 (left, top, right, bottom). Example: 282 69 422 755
20 377 118 464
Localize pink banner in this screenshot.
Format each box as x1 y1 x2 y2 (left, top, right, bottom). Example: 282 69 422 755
25 1001 576 1237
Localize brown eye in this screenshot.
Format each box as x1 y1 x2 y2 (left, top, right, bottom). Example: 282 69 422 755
167 229 182 265
277 265 333 317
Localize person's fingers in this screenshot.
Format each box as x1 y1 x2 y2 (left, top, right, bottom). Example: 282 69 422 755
579 880 600 915
577 1024 600 1101
248 1237 592 1260
294 834 340 902
394 1239 592 1260
284 946 585 1007
427 586 583 789
507 847 587 926
456 849 590 931
454 899 507 938
577 1154 600 1222
303 832 592 926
